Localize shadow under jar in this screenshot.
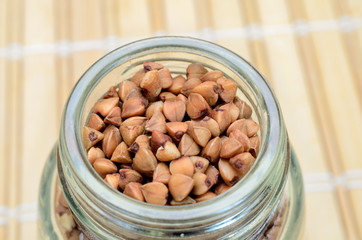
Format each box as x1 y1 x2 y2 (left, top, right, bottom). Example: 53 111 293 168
38 36 304 240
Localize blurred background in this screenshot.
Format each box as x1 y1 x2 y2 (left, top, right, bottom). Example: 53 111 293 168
0 0 361 239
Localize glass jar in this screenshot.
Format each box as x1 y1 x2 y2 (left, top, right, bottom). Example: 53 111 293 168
38 36 304 239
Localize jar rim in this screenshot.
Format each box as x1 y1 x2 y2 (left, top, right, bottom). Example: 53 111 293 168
59 36 285 229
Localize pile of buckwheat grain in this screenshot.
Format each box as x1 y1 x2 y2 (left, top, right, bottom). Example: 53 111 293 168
82 61 260 205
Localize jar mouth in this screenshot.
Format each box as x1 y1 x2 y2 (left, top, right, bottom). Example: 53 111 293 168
60 36 284 225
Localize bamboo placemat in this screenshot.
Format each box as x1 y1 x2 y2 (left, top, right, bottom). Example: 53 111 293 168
0 0 361 239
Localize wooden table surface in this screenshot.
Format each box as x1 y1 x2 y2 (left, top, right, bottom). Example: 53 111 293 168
0 0 361 239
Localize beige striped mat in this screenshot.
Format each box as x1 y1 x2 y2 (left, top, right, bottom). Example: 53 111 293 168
0 0 361 239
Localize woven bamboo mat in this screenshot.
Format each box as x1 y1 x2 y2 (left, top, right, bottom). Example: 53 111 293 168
0 0 361 239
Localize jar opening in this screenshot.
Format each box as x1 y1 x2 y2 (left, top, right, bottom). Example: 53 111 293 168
59 36 287 236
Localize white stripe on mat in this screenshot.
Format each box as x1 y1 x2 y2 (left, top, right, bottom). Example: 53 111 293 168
305 179 362 192
304 170 362 192
0 203 37 225
0 17 361 59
